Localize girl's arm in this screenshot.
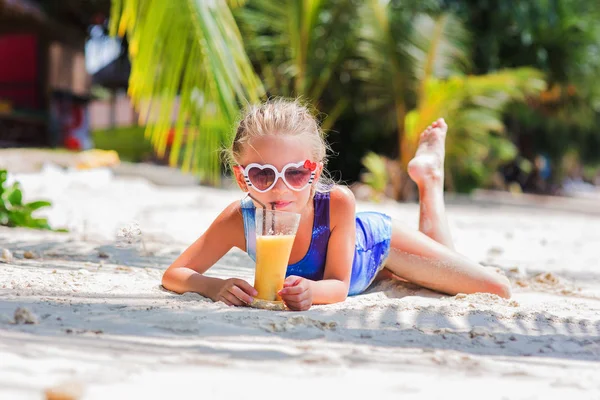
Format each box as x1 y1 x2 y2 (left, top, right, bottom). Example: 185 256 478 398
161 201 256 305
279 186 356 308
313 186 356 303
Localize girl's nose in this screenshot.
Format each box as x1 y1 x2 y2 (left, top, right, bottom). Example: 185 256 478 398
271 176 289 193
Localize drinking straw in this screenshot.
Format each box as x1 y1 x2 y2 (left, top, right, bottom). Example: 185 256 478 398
247 193 267 235
270 203 275 233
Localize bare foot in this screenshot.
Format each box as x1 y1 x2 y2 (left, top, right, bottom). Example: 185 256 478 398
407 118 447 187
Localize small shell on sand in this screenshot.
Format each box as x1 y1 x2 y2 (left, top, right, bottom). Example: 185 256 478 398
469 326 490 338
508 266 527 278
534 272 560 285
23 250 37 259
487 247 504 256
1 248 13 262
45 381 84 400
14 307 38 324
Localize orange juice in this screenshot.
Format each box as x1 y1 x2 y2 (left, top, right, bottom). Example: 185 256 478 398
254 234 296 301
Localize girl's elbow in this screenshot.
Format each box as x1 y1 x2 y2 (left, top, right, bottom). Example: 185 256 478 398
338 281 350 302
337 291 349 303
161 268 180 293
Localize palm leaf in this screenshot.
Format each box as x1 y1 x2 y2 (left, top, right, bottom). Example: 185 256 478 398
405 68 545 190
235 0 355 128
410 13 471 104
354 0 419 165
360 151 388 193
111 0 264 184
401 13 544 171
400 13 471 167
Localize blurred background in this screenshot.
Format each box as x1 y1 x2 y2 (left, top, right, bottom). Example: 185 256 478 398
1 0 599 203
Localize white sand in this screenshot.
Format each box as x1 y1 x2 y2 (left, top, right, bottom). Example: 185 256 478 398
1 166 600 399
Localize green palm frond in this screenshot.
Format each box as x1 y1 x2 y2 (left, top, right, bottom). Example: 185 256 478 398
404 68 545 190
354 3 548 195
401 13 471 165
410 13 471 102
354 0 415 109
360 151 388 193
353 0 425 162
226 0 248 8
355 7 470 166
235 0 355 128
110 0 264 184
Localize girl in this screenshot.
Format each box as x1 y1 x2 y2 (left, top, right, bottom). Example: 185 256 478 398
162 99 511 311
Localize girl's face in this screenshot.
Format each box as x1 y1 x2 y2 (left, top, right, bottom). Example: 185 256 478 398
233 135 322 213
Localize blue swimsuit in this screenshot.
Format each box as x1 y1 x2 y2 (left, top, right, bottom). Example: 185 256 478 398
240 192 392 295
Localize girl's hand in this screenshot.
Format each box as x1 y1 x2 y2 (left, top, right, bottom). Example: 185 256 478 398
210 278 257 306
278 276 313 311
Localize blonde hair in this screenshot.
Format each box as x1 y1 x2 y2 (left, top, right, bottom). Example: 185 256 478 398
225 98 334 192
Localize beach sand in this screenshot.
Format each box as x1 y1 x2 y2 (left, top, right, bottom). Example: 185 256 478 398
1 165 599 399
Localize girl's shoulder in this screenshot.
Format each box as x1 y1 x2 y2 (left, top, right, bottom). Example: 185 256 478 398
327 185 356 225
209 200 246 249
328 184 355 204
219 199 245 220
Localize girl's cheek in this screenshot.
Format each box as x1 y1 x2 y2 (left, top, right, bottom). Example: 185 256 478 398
300 192 312 208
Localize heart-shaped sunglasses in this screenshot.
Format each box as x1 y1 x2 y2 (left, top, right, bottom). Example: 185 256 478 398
239 160 317 193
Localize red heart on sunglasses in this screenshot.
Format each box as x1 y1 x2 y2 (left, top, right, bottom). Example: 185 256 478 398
303 160 317 171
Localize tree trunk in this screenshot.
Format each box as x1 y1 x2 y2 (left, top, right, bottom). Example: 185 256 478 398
109 89 117 129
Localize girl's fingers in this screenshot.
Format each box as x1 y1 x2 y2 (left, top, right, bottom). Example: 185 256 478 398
284 300 310 311
283 275 303 288
222 292 244 307
280 292 307 303
279 286 308 301
233 279 258 297
279 285 307 296
283 300 300 310
229 285 254 304
219 298 233 307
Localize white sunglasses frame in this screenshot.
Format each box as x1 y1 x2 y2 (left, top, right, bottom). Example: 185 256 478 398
240 161 317 193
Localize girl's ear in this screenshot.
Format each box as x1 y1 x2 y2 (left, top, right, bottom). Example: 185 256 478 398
309 163 325 197
317 162 324 179
232 166 249 192
313 162 324 184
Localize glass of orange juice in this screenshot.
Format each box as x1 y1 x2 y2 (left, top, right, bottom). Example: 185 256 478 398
254 208 301 301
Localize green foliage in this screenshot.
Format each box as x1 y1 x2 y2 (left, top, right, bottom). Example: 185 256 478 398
110 0 264 184
109 0 600 194
235 0 358 130
445 0 600 166
0 170 62 231
360 152 388 194
353 3 545 194
405 69 545 192
92 126 154 163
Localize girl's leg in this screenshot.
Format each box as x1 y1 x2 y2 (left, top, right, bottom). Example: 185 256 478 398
407 118 454 248
384 222 511 297
381 119 511 297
